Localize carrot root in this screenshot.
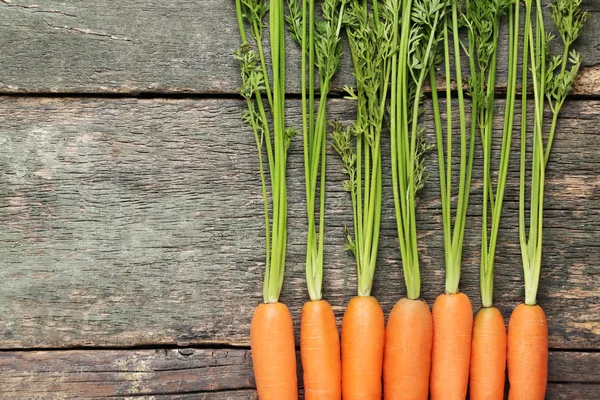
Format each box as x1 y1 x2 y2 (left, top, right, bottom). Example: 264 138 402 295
508 303 548 400
384 298 433 400
342 295 385 400
301 300 341 400
250 302 298 400
430 292 473 400
470 306 507 400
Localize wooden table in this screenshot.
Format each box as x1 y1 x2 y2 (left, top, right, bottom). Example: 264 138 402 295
0 1 598 398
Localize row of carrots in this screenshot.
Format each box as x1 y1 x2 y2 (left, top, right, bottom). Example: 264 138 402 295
234 0 587 399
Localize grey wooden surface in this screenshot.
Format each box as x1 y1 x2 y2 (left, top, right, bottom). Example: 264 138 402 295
0 0 598 398
0 0 599 94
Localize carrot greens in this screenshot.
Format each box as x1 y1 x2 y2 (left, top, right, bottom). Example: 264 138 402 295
332 0 392 297
287 0 346 302
430 0 474 295
519 0 587 306
235 0 293 304
545 0 587 165
465 0 514 308
390 0 446 300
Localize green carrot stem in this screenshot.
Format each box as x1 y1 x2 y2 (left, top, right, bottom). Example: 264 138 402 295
235 0 289 304
336 2 387 297
235 0 247 44
471 0 515 308
251 21 274 110
437 2 472 295
270 0 289 303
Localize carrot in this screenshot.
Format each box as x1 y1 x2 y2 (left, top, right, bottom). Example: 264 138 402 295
384 298 432 400
250 303 298 400
429 2 476 398
507 0 587 398
301 300 341 400
470 307 507 400
342 295 385 400
384 0 444 398
430 292 473 400
235 1 297 398
334 3 388 399
287 0 345 398
463 0 518 397
507 303 548 400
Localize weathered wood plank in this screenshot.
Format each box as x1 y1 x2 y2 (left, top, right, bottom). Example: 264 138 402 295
0 349 255 398
127 392 258 400
0 97 598 349
0 348 597 398
0 0 598 94
548 351 600 383
115 393 259 400
546 384 600 400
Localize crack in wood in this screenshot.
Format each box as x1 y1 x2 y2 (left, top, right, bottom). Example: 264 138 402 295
42 19 132 42
1 0 76 17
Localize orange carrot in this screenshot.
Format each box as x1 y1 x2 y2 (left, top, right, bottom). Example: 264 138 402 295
386 0 444 396
429 0 476 397
430 292 473 400
466 0 517 398
507 0 587 394
384 298 432 400
236 0 295 397
301 300 341 400
342 295 385 400
250 302 298 400
336 3 387 398
507 303 548 400
290 0 345 396
470 306 507 400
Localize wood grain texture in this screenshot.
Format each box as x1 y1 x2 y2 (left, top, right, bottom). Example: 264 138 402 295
0 0 598 94
546 384 600 400
0 349 255 399
0 348 597 399
0 97 598 350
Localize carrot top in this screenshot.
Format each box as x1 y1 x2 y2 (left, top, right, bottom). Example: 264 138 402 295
287 0 346 302
430 0 474 295
390 0 446 300
235 0 292 304
332 0 390 297
465 0 514 308
519 0 587 306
